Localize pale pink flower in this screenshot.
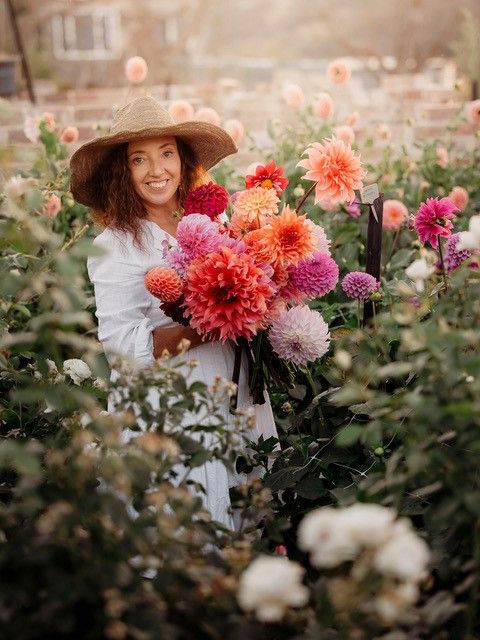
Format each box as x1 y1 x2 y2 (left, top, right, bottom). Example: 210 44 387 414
334 125 355 146
194 107 221 126
42 112 56 132
345 111 360 127
298 137 365 206
268 305 330 365
60 126 79 144
327 60 351 85
436 146 449 169
223 118 245 145
466 99 480 126
168 100 194 123
383 199 408 231
124 56 148 84
282 83 305 109
42 193 62 218
23 115 40 143
313 92 334 119
305 220 331 254
377 123 392 141
448 186 469 212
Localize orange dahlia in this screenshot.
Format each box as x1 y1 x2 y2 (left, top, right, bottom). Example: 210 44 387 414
233 186 279 219
145 267 183 302
297 137 365 206
183 247 275 342
244 205 315 268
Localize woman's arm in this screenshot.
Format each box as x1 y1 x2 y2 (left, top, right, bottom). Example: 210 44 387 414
152 325 203 358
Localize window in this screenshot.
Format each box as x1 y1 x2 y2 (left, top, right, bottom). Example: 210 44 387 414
52 7 121 60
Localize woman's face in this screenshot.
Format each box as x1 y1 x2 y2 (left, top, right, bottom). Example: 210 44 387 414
127 135 182 214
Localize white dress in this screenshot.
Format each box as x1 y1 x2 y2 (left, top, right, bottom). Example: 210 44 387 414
87 219 278 529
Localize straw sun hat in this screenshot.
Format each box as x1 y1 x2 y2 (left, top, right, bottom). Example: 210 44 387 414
70 95 237 209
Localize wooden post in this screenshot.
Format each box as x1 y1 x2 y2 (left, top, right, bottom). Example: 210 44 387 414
363 193 384 324
5 0 36 104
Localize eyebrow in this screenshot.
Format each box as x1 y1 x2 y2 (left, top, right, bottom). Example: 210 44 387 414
128 143 175 157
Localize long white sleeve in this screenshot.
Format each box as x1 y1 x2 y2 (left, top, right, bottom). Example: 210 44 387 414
87 230 158 367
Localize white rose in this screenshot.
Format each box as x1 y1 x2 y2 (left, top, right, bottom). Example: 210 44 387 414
237 555 309 622
297 507 360 568
340 503 396 547
405 258 435 292
373 521 430 582
63 358 92 385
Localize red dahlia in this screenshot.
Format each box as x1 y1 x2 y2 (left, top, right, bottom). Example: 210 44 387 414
183 182 229 220
245 160 289 195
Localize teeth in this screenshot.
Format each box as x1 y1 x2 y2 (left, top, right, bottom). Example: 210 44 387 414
147 180 168 189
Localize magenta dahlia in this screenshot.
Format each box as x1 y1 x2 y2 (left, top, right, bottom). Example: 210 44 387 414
342 272 380 300
183 181 229 220
444 233 474 271
414 197 457 249
288 252 339 298
268 305 330 365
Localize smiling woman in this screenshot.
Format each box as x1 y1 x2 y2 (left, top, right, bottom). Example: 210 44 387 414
69 96 278 529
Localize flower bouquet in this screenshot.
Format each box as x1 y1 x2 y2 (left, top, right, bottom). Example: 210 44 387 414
145 137 365 405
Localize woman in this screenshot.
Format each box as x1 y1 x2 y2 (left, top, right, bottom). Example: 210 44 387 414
70 96 277 529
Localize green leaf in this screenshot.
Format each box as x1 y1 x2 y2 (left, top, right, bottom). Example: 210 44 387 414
335 424 363 447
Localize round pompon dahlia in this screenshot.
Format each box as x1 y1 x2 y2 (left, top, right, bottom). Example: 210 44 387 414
445 233 474 271
145 267 183 302
268 305 330 366
342 272 380 300
183 182 229 219
289 252 339 298
183 247 275 342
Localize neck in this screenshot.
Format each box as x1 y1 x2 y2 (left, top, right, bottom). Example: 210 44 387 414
145 202 180 225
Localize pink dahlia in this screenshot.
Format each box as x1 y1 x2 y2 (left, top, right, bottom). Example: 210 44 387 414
268 305 330 366
176 213 224 259
414 197 457 249
466 99 480 126
448 186 469 212
383 199 408 231
305 220 331 254
183 247 275 342
345 199 361 218
245 160 289 196
288 252 339 299
297 137 365 206
125 56 148 84
444 233 474 271
342 272 380 300
183 182 229 220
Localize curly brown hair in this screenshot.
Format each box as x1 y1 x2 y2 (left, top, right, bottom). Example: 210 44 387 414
90 138 208 248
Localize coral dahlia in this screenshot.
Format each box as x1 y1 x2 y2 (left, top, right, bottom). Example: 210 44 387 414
145 267 183 302
383 199 408 232
414 197 457 249
268 305 330 365
183 182 229 220
297 137 365 206
183 247 275 342
245 160 289 195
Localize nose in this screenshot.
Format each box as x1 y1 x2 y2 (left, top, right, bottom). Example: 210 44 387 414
147 155 168 178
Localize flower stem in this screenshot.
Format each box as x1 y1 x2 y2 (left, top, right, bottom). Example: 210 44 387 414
295 182 317 215
437 237 448 293
384 229 400 270
357 300 361 328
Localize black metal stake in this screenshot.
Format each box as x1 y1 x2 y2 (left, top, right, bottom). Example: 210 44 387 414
363 193 384 325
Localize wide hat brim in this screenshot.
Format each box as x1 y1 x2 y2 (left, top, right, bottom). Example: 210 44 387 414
70 99 237 209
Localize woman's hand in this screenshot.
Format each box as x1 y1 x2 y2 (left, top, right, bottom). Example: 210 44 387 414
152 325 203 358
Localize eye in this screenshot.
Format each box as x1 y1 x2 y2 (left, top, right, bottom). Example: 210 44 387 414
131 156 144 165
163 150 174 158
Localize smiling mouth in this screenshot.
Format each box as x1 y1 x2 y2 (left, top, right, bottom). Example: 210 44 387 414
146 180 168 190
